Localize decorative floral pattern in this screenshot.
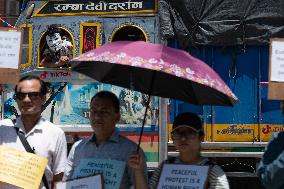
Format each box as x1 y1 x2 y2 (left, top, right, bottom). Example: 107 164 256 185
74 50 238 100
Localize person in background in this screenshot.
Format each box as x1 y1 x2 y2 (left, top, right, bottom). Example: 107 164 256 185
257 100 284 189
0 75 67 189
40 25 73 68
128 112 229 189
63 91 148 189
258 132 284 189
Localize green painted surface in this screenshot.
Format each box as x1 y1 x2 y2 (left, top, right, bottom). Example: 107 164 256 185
145 152 159 162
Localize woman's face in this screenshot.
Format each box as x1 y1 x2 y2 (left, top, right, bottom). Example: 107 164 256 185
46 33 62 52
171 127 202 153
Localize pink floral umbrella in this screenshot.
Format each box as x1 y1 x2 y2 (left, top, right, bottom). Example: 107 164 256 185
72 41 238 105
71 41 238 148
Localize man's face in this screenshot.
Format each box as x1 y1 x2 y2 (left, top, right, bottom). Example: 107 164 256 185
15 79 46 116
90 97 120 137
46 33 62 52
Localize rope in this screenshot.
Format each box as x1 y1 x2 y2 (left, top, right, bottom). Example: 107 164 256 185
0 17 15 28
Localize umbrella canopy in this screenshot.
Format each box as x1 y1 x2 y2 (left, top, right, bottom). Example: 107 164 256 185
71 41 238 106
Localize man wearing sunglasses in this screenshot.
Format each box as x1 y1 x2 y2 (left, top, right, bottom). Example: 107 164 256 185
0 75 67 189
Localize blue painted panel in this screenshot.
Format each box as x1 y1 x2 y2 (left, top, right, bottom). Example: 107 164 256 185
168 45 262 125
168 40 283 126
210 47 259 124
186 46 259 124
259 47 284 124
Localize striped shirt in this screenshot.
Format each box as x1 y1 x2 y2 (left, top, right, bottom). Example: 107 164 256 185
149 157 229 189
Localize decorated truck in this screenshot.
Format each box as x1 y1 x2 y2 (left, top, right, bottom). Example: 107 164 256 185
1 0 284 188
2 0 166 169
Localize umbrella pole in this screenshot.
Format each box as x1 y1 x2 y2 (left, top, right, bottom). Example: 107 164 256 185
136 71 156 153
136 94 151 153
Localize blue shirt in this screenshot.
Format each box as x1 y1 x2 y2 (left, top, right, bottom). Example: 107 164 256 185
257 132 284 189
63 129 148 189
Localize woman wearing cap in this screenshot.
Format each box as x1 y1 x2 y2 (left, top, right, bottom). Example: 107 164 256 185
128 112 229 189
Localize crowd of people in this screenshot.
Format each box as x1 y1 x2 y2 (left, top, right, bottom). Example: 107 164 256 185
0 75 283 189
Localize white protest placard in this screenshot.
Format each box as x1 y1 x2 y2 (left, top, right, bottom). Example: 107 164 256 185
72 158 126 189
0 27 22 84
268 38 284 100
157 164 209 189
270 40 284 82
55 174 103 189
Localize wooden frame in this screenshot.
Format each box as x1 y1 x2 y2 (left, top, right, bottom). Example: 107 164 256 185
37 26 76 69
79 22 100 54
19 24 33 68
0 27 22 84
110 24 149 42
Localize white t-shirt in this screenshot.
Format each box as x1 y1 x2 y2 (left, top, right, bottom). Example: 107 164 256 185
0 117 67 189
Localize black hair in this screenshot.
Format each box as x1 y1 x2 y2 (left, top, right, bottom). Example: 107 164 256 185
90 91 120 113
14 75 47 95
46 24 62 37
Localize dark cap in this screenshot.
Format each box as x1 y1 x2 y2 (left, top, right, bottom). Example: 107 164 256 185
172 112 202 132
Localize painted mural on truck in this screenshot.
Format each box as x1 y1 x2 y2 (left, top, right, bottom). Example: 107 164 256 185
4 83 158 124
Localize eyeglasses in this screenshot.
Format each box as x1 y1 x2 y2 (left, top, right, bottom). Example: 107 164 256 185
14 92 42 100
171 130 198 140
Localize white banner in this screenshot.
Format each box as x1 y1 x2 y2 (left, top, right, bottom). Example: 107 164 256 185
56 174 103 189
270 41 284 82
0 29 21 69
157 164 209 189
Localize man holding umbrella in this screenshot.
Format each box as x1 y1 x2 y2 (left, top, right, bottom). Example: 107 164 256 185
63 91 148 188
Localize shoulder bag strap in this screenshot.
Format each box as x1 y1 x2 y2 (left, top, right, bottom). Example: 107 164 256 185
13 120 50 189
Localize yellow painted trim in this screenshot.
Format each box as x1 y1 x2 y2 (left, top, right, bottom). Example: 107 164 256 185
79 22 101 55
110 24 149 42
34 10 158 17
19 24 32 68
204 122 213 142
32 1 48 18
260 124 284 142
169 123 284 142
154 0 158 13
37 26 76 69
210 124 258 142
168 124 173 141
33 0 158 17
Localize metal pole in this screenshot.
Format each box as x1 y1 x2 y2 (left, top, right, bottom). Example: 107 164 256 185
159 97 168 163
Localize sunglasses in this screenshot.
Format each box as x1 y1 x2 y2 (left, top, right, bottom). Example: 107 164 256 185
14 92 42 100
